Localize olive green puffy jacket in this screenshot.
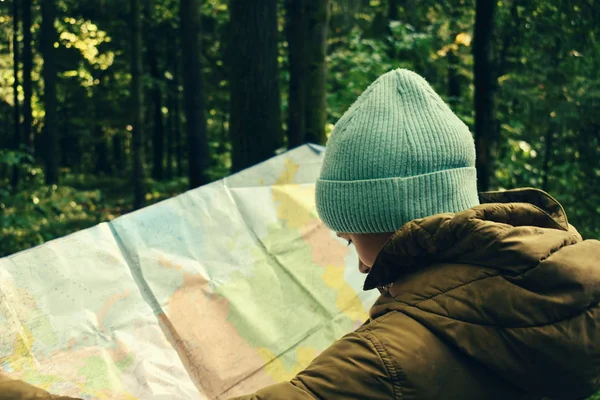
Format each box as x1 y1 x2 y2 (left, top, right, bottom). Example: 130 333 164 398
0 373 80 399
233 188 600 400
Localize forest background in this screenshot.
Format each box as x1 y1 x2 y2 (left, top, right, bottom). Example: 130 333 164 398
0 0 599 257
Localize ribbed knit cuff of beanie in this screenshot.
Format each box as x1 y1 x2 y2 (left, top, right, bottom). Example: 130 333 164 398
315 69 480 234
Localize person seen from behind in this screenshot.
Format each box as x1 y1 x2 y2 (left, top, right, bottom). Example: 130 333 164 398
232 69 600 399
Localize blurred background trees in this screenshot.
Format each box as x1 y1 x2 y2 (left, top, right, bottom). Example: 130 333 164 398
0 0 599 257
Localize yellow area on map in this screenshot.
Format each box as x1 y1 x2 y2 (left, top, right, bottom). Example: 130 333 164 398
257 346 320 381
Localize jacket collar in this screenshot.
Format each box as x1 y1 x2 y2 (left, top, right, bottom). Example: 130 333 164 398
364 188 573 290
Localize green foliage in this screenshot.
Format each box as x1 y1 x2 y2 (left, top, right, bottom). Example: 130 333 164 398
0 149 35 167
0 150 190 257
1 0 598 258
1 182 104 256
491 0 600 239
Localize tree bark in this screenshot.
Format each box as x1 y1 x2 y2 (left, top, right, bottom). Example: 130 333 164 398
94 126 110 174
147 1 165 181
94 76 110 174
22 0 33 153
11 0 21 190
447 49 461 101
166 99 173 179
473 0 497 192
285 0 307 147
180 0 210 187
168 26 183 177
131 0 146 208
229 0 282 172
542 128 553 192
41 0 59 184
165 30 175 180
388 0 398 21
112 133 125 172
60 106 69 167
304 0 330 145
447 12 461 103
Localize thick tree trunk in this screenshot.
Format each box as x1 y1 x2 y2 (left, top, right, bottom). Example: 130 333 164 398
180 0 210 187
285 0 307 147
22 0 33 153
131 0 146 208
473 0 497 192
229 0 282 172
388 0 398 21
147 1 165 181
11 0 20 190
41 0 59 184
304 0 330 145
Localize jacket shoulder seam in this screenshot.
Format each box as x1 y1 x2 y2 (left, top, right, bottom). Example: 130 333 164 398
392 235 577 310
412 271 498 307
363 329 405 399
401 292 600 329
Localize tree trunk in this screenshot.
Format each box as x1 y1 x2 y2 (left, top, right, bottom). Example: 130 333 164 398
285 0 307 147
542 128 553 192
165 30 174 180
112 133 125 172
147 1 165 181
144 105 153 168
61 105 82 171
11 0 21 190
94 126 110 174
229 0 282 172
41 0 59 184
151 90 165 180
175 100 183 176
304 0 330 145
180 0 210 187
94 76 110 174
218 113 227 154
131 0 146 208
473 0 497 192
447 12 462 104
166 97 173 179
447 49 461 102
60 108 69 167
388 0 398 21
168 28 183 177
22 0 33 153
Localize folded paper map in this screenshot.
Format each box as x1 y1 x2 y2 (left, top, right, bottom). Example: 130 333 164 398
0 144 378 399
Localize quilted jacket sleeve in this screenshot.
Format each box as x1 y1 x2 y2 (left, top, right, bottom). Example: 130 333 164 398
229 330 398 400
0 375 82 400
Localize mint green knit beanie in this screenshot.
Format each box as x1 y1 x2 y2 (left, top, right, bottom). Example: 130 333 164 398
315 69 479 234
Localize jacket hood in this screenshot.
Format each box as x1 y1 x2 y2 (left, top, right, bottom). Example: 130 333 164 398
366 188 600 399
